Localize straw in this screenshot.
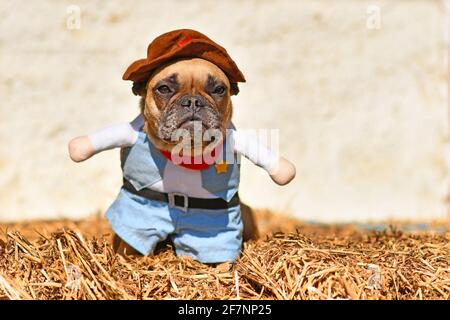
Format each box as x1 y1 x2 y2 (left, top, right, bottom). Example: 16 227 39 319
0 211 449 300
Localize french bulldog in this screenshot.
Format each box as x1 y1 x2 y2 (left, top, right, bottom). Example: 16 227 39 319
68 29 295 263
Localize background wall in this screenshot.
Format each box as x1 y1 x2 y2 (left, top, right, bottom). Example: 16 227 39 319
0 0 448 222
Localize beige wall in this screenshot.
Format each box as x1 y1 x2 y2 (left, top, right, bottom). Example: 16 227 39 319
0 0 448 222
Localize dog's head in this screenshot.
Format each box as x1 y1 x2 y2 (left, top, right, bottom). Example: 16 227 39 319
133 58 238 152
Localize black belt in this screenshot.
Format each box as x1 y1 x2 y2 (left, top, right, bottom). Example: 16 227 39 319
123 179 240 211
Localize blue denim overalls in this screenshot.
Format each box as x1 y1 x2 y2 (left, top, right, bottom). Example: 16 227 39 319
105 130 243 263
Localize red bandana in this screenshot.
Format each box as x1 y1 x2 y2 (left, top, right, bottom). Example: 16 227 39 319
158 142 223 171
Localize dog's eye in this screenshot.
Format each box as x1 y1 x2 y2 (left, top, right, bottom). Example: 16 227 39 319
213 86 226 95
156 85 171 94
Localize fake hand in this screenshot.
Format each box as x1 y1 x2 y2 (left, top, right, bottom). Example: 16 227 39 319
68 136 95 162
269 157 296 186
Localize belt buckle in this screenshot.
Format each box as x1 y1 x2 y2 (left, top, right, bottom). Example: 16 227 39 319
168 192 188 212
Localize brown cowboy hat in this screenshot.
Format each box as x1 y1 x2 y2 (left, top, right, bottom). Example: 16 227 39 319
122 29 246 85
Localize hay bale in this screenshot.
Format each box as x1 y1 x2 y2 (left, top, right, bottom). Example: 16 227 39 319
0 214 449 300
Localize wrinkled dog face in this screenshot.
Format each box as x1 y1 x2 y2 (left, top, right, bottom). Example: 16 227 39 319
141 58 232 151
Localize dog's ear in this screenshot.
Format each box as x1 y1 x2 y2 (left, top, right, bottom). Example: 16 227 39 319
132 81 147 96
230 83 240 96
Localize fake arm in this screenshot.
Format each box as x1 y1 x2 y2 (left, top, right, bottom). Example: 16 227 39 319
68 115 143 162
231 130 296 185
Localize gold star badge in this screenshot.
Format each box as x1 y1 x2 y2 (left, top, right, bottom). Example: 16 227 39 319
215 161 228 174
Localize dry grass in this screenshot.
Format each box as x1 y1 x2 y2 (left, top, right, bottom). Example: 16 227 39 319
0 211 449 300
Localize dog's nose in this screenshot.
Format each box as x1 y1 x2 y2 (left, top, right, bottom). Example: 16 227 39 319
180 95 204 109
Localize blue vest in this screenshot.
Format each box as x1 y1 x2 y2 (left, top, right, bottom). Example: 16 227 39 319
120 131 240 202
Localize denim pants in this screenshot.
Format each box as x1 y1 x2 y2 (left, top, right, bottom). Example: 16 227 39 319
105 188 243 263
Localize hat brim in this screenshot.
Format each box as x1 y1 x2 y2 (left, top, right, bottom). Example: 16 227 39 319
122 39 246 83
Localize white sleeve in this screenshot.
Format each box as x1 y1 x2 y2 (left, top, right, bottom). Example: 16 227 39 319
230 129 279 174
88 115 143 153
